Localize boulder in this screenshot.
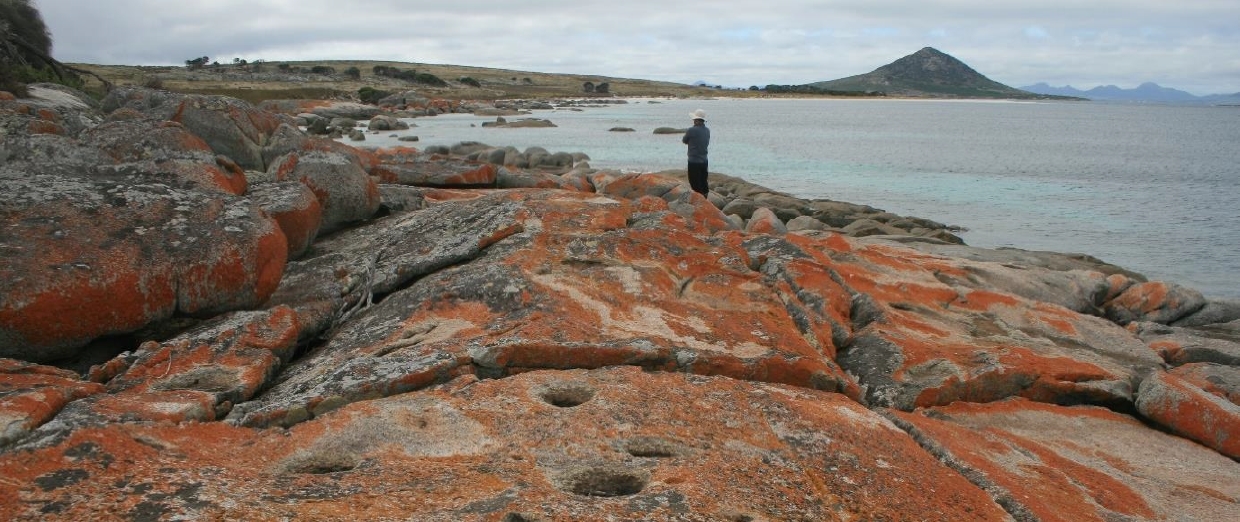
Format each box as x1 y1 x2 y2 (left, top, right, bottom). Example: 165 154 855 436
372 159 498 188
496 166 586 190
100 87 285 172
367 114 408 131
786 215 828 232
248 181 323 259
268 149 381 234
1131 320 1240 366
83 118 248 195
1136 365 1240 458
1104 280 1207 325
745 207 787 235
309 101 381 120
0 169 287 363
720 197 760 219
1172 298 1240 327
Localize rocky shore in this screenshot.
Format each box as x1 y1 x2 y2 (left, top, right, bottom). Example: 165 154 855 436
2 84 1239 521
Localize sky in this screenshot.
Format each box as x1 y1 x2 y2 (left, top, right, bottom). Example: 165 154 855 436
33 0 1240 96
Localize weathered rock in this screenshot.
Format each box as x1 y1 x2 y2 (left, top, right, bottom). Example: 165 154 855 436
0 359 104 447
857 237 1119 315
496 166 585 190
6 92 1240 521
1173 298 1240 327
366 114 408 131
1105 280 1208 325
1131 320 1240 366
1136 365 1240 458
0 169 287 363
719 197 760 219
587 171 732 233
890 399 1240 522
268 149 381 234
229 190 856 428
100 87 285 171
826 235 1163 410
745 207 787 235
842 218 905 237
0 367 1012 521
248 181 323 259
7 307 303 452
372 158 498 187
786 215 828 232
309 101 381 120
83 118 249 195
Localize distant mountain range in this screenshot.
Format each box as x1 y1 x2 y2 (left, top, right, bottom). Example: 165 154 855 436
805 47 1069 100
1021 82 1240 104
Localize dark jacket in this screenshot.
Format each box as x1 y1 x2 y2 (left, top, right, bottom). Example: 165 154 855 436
683 124 710 164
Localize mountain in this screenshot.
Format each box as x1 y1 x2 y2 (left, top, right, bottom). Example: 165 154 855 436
1021 82 1202 102
808 47 1056 99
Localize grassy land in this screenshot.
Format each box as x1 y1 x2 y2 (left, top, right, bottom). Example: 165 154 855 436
69 60 758 103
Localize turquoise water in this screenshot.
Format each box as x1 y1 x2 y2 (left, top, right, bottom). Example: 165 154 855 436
356 98 1240 300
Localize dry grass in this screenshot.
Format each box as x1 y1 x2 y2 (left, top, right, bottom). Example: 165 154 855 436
69 60 762 102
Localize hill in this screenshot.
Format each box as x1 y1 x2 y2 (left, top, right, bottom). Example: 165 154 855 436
1021 81 1238 103
68 59 729 104
809 47 1069 99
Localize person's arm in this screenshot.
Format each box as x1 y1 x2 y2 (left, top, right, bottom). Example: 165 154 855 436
682 130 690 145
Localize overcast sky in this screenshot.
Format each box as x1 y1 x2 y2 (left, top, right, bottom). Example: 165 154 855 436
34 0 1240 95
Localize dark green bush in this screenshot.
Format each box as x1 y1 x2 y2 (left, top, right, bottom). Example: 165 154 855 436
358 86 392 104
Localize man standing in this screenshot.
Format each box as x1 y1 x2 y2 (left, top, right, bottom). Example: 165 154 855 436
682 109 710 197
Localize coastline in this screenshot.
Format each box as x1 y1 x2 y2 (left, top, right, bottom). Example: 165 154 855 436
3 84 1240 520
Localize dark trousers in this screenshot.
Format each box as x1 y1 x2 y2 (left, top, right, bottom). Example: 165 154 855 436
688 161 709 196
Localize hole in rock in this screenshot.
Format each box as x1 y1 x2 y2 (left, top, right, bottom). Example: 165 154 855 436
537 382 597 408
151 365 240 393
624 436 679 458
280 453 360 475
502 513 547 522
560 464 649 497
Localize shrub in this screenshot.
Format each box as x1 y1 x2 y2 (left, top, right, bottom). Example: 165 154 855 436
310 65 336 75
413 72 447 86
458 76 480 87
344 67 361 80
358 86 392 104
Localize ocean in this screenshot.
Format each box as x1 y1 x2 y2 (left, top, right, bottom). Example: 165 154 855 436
355 98 1240 300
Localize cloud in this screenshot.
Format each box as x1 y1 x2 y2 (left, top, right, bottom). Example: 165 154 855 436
33 0 1240 94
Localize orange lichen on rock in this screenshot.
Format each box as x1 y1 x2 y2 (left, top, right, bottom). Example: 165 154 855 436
892 399 1240 522
0 368 1010 521
1137 369 1240 458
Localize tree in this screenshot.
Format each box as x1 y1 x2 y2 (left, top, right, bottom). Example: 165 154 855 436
2 0 93 95
344 66 360 80
0 0 52 67
185 56 210 70
595 82 610 94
